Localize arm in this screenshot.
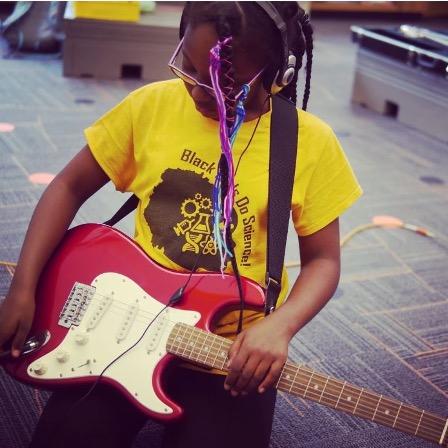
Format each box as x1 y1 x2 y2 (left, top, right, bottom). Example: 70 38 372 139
0 146 109 356
225 218 340 395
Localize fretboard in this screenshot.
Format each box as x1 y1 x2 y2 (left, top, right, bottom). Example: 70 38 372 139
167 323 448 446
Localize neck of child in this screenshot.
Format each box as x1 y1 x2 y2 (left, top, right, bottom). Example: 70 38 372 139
243 89 271 122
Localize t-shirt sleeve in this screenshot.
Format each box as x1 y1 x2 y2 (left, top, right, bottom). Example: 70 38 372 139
84 94 136 192
292 129 363 236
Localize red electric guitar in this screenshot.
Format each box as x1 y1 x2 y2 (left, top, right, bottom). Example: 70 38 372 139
2 224 447 446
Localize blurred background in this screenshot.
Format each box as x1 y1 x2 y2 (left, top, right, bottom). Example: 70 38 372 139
0 2 447 448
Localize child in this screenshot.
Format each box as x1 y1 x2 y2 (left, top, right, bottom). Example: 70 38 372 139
0 2 362 448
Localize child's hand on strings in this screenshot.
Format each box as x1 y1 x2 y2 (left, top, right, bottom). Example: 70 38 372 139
224 312 291 396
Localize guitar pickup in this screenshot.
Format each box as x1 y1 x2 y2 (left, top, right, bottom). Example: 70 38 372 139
87 295 112 330
117 304 138 342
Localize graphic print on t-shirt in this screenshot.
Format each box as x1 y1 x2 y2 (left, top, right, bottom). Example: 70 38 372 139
144 168 238 271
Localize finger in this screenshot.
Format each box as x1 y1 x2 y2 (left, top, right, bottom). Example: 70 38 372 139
0 313 12 347
245 359 271 393
0 326 9 348
231 356 262 395
258 360 285 393
224 349 249 391
0 321 15 350
11 322 30 357
227 334 244 367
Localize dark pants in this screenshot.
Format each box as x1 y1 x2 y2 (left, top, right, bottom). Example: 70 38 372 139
29 367 277 448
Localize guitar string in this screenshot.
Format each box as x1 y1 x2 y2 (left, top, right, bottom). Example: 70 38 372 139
275 378 443 436
169 356 445 439
69 302 447 435
67 290 257 326
74 296 448 434
76 292 440 428
60 295 446 436
167 326 446 436
167 326 447 435
69 299 447 435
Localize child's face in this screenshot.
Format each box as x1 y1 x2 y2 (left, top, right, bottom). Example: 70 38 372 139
181 23 266 120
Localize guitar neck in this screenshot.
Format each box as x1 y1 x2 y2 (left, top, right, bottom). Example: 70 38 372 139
167 323 448 446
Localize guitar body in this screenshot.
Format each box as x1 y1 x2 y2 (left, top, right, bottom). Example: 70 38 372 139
3 224 266 422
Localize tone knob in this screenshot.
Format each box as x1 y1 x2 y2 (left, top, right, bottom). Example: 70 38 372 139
56 351 69 363
75 333 89 345
33 362 47 375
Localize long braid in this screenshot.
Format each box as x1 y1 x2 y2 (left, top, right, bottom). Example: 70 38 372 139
209 15 245 270
278 3 301 105
301 14 313 111
216 16 236 130
269 3 314 111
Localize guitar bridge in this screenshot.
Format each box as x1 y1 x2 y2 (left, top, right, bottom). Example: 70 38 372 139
58 282 96 328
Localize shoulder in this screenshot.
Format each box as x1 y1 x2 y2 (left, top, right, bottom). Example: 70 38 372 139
128 79 186 108
124 79 188 126
295 109 339 169
297 109 334 145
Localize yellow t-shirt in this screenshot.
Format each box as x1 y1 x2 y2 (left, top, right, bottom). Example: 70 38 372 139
85 79 362 339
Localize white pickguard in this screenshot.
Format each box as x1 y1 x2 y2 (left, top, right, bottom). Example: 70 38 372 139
28 273 201 415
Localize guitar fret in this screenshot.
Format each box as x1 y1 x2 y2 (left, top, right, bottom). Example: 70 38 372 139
166 324 179 354
208 335 228 370
393 403 403 428
198 332 211 366
191 329 205 364
219 338 230 370
279 365 307 397
290 365 299 394
440 418 448 445
415 410 424 436
192 329 206 364
372 395 383 421
335 381 346 409
174 324 189 355
374 395 400 427
394 404 427 435
303 369 315 398
211 338 223 370
353 388 364 415
165 323 447 446
318 376 330 403
276 364 287 389
181 324 192 355
181 325 195 357
321 378 342 408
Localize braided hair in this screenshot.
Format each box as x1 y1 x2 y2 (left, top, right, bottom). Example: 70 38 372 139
180 1 314 110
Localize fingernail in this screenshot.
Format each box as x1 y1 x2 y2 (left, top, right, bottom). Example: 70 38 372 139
12 350 20 358
241 391 248 396
231 390 239 397
258 387 265 394
224 384 230 391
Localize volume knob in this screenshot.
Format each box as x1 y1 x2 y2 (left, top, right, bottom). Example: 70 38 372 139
56 351 69 363
33 362 47 375
75 333 89 345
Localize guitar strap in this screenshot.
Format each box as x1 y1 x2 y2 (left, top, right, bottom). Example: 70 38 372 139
265 94 298 315
103 94 298 316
